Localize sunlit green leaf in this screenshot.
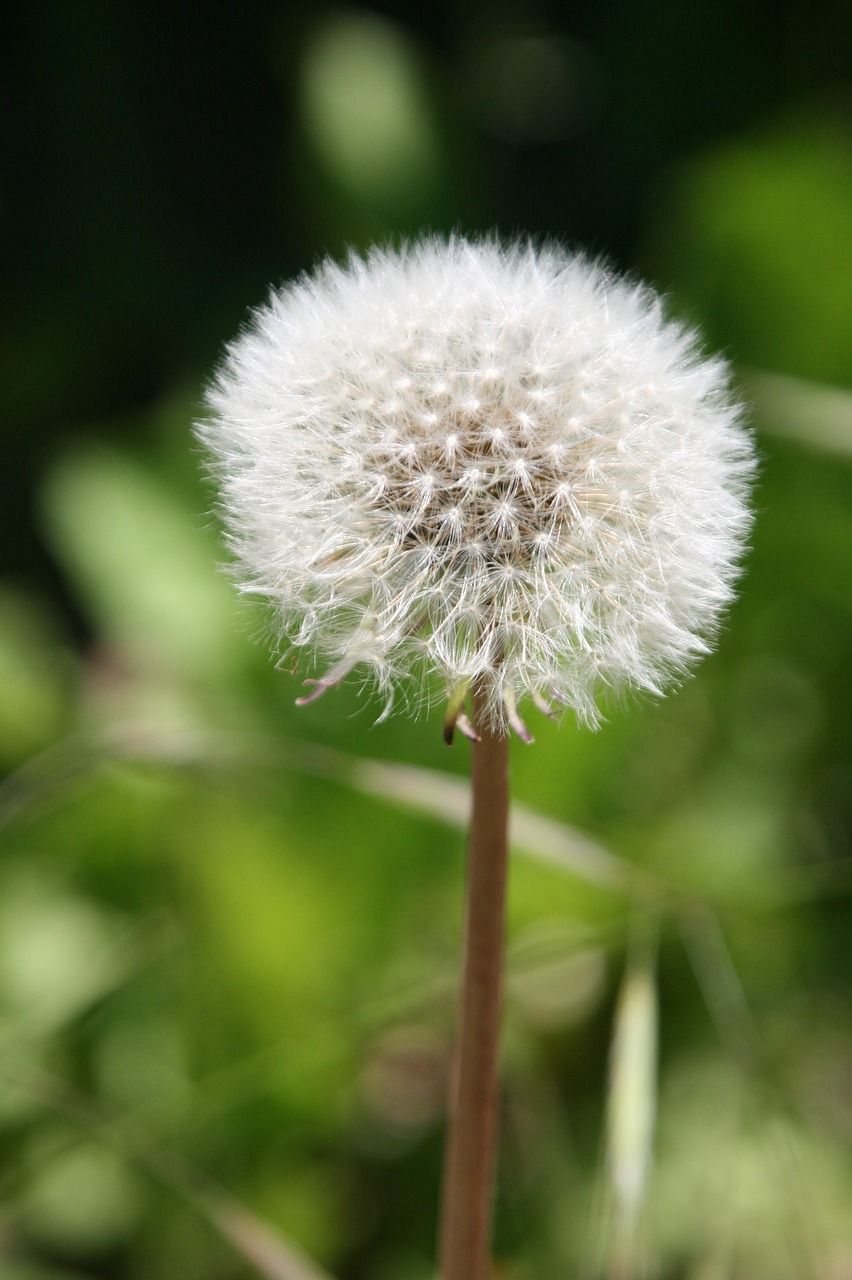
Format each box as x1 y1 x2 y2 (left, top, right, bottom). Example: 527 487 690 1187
299 12 443 212
39 448 247 683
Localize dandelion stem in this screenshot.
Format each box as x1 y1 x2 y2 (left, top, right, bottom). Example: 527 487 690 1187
439 684 510 1280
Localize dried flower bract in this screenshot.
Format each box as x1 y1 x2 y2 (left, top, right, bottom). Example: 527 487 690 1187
201 237 755 732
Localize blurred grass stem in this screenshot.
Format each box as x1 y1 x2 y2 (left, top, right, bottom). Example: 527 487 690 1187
606 919 658 1280
439 684 510 1280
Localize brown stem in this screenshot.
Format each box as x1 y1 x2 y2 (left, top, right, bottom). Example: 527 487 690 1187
438 685 510 1280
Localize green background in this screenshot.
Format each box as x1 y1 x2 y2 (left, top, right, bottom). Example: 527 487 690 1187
2 3 851 1277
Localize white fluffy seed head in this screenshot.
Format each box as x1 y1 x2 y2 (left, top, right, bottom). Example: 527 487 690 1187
200 236 755 732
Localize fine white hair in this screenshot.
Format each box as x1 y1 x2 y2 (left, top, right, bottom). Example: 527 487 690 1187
200 236 755 733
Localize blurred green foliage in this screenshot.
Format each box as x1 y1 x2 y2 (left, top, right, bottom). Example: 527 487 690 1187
2 3 851 1278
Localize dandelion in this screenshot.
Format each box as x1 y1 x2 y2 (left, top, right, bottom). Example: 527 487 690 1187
199 235 755 1280
201 237 754 738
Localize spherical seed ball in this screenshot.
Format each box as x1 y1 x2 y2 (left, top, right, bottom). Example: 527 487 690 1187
200 237 755 732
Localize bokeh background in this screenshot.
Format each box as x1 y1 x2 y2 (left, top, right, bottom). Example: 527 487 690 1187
3 3 852 1278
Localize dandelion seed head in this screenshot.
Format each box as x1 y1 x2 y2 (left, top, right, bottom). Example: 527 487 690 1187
200 236 755 731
